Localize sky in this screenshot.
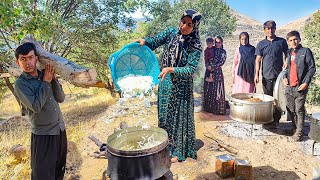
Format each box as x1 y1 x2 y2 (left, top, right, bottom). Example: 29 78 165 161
226 0 320 26
132 0 320 27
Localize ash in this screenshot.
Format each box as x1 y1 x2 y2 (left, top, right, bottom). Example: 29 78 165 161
219 121 281 139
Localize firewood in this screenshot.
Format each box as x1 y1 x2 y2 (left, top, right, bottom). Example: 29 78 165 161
6 35 105 88
204 132 238 155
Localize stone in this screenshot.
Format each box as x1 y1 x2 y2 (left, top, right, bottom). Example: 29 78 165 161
257 139 267 144
314 142 320 156
300 139 315 155
313 167 320 180
9 144 26 161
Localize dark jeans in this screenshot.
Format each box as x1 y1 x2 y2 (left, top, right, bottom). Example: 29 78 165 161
262 77 281 123
31 130 67 180
285 86 306 135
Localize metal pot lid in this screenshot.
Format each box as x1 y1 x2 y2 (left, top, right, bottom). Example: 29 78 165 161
273 70 287 112
312 113 320 120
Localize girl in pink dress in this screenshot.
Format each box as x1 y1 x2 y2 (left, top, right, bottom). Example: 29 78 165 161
232 32 256 94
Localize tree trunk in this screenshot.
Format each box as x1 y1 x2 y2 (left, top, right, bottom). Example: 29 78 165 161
7 35 105 88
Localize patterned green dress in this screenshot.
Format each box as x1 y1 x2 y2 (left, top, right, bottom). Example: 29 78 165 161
146 28 201 161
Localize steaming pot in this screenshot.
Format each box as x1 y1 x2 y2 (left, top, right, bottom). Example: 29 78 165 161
106 126 171 180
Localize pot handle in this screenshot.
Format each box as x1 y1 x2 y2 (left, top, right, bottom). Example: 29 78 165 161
230 102 243 106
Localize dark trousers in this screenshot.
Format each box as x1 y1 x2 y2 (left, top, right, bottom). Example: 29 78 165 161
31 130 67 180
285 86 306 135
262 77 282 123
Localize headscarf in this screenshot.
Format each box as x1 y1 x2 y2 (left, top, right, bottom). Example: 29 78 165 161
162 9 202 68
237 32 256 83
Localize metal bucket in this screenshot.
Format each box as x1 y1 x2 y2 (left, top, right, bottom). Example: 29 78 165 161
229 93 274 124
106 126 171 180
309 113 320 142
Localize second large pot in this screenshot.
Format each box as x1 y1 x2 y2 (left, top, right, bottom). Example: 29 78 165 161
106 126 171 180
229 93 274 124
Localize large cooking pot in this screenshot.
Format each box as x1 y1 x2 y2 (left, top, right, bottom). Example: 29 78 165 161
229 71 287 124
309 113 320 142
229 93 274 124
106 126 171 180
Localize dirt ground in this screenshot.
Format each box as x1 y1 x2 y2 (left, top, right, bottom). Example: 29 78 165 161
75 94 320 180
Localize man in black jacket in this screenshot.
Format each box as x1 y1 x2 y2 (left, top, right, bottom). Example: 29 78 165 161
283 30 316 141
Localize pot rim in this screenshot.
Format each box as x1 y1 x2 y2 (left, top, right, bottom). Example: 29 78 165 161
106 126 168 156
230 93 274 104
107 140 168 157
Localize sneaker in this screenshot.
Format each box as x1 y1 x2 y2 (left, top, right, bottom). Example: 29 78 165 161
262 122 279 130
284 129 296 135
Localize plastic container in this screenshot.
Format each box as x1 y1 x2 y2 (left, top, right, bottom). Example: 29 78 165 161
108 42 160 92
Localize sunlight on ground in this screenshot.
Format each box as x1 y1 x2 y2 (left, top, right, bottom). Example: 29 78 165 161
0 81 118 179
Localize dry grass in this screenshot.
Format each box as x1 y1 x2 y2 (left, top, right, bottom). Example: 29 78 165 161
0 81 117 179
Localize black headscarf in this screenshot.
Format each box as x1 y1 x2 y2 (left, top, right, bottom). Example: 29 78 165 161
237 32 256 83
162 9 202 68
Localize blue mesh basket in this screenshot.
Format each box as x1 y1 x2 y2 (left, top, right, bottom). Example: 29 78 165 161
108 42 160 92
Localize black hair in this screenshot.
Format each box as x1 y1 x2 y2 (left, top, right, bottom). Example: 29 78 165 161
239 32 250 44
263 20 276 29
206 37 214 43
15 42 37 59
215 36 224 48
286 30 301 40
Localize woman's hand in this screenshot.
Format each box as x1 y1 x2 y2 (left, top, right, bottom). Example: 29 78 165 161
135 39 146 46
159 67 174 82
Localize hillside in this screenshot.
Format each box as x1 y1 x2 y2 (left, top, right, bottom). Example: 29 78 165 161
221 10 314 95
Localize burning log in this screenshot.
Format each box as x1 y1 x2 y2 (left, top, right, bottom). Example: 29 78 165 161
7 35 105 88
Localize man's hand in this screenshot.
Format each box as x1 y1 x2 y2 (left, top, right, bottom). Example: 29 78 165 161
207 65 212 71
298 83 308 91
43 64 54 83
135 39 146 46
254 74 259 84
282 62 288 70
282 78 289 86
159 67 174 82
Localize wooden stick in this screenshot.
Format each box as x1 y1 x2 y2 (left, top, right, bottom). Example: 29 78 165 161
88 135 103 147
204 133 238 155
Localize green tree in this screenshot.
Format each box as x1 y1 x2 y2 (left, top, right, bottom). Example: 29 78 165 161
304 10 320 105
0 0 141 101
140 0 236 93
141 0 236 38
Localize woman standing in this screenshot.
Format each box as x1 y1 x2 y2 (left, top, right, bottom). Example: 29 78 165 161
137 9 202 162
232 32 256 93
203 36 226 115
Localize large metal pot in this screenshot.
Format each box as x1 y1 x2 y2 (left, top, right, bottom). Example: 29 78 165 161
309 113 320 142
229 93 274 124
229 71 287 124
106 126 171 180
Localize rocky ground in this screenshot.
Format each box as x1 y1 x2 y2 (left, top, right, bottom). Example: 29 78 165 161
75 93 320 180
